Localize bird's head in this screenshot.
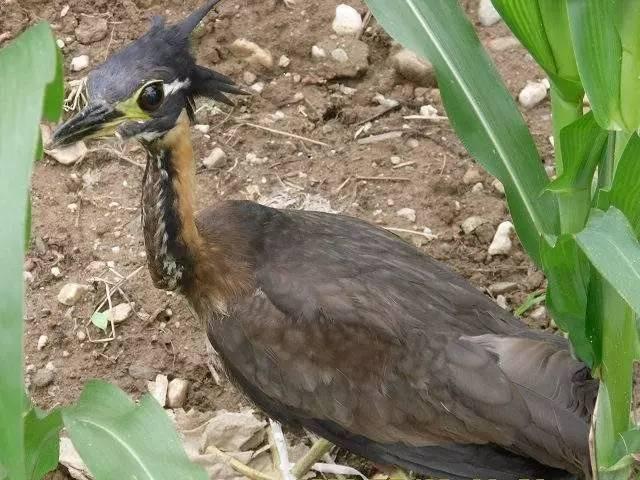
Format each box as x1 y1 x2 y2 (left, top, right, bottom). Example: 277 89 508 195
52 0 241 147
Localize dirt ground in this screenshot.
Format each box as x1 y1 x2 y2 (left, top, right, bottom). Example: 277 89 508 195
2 0 559 475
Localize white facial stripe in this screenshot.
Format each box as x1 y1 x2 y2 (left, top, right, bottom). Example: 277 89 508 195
163 78 190 96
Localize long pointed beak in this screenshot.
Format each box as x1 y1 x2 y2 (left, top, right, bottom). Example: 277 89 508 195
52 103 124 147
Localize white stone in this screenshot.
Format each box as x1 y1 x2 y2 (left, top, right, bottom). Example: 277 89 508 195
488 221 514 256
392 48 435 87
488 36 519 51
37 335 48 351
23 271 34 283
478 0 501 26
530 306 548 322
62 350 70 358
76 330 86 341
147 374 168 407
194 124 210 133
463 167 482 184
246 153 268 165
390 156 401 165
492 179 505 195
518 81 547 108
250 81 265 93
57 283 89 306
243 71 257 84
167 378 190 408
311 45 326 59
47 141 88 165
331 48 349 63
51 266 62 278
70 55 89 72
461 216 486 234
332 4 363 36
203 147 227 169
472 182 484 193
396 207 417 223
419 104 439 118
373 93 399 109
56 38 65 49
107 303 132 324
278 55 290 68
229 38 273 69
496 295 509 310
60 5 70 17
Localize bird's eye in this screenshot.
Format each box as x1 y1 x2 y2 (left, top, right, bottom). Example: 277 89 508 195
138 82 164 112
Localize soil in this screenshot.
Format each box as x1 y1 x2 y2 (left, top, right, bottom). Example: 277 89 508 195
2 0 559 475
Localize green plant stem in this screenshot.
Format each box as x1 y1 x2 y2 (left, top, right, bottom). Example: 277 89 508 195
550 85 583 177
551 85 585 234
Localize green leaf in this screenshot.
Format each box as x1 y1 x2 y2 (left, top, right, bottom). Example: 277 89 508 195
550 112 607 193
62 381 207 480
0 23 62 480
540 235 594 365
576 208 640 317
610 133 640 236
548 112 608 233
491 0 581 99
567 0 640 131
24 406 62 480
90 311 108 331
364 0 557 266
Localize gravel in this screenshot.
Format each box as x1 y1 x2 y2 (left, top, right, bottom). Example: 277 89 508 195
167 378 190 408
396 207 417 223
332 4 363 36
488 221 514 256
57 283 90 306
518 81 547 108
203 147 227 169
392 48 436 87
478 0 501 26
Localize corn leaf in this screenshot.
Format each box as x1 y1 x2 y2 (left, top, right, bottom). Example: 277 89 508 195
0 23 62 480
62 381 207 480
610 134 640 236
540 235 593 365
365 0 557 266
576 207 640 317
24 406 62 480
491 0 581 99
567 0 640 131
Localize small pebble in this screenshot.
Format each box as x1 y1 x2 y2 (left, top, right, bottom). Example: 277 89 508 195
396 207 417 223
518 81 547 108
32 368 54 388
390 156 401 165
194 124 210 133
311 45 326 59
461 216 486 234
167 378 190 408
331 48 349 63
332 4 363 36
488 221 514 256
229 38 273 69
496 295 509 310
37 335 48 351
530 306 548 323
107 303 133 324
407 139 420 149
51 266 62 278
471 182 484 193
62 350 70 358
492 179 505 195
463 167 482 184
488 36 519 51
478 0 501 26
243 71 257 84
76 330 86 341
392 48 436 87
56 38 65 49
203 147 227 169
70 55 89 72
278 55 290 68
147 374 168 407
250 82 265 94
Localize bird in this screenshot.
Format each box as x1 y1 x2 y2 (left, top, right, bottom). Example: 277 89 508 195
52 1 597 479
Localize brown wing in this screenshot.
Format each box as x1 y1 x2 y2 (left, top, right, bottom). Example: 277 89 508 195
204 208 594 478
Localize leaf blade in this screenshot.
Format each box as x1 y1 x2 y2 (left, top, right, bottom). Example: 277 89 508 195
62 381 207 480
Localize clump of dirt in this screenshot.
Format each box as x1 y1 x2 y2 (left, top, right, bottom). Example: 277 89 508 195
2 0 559 476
